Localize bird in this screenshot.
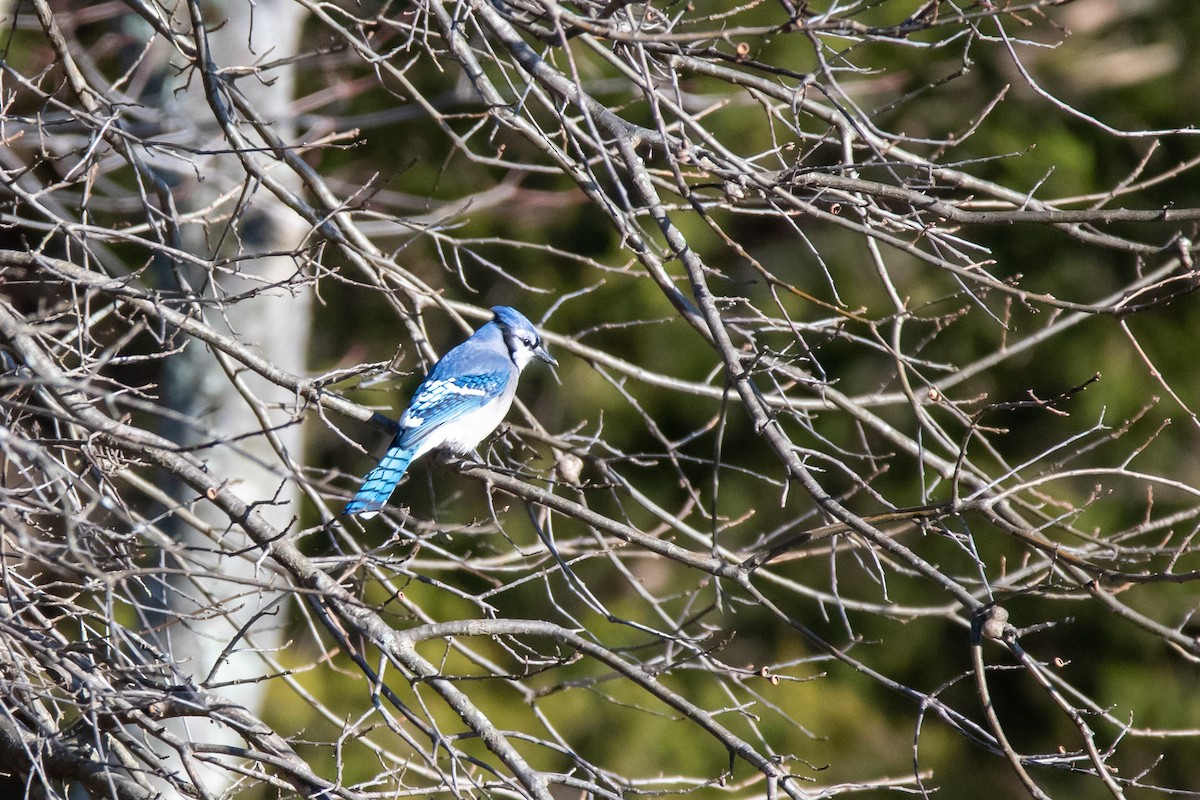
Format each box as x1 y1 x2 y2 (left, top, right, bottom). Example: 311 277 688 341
344 306 557 518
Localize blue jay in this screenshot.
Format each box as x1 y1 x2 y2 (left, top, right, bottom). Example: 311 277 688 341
345 306 557 518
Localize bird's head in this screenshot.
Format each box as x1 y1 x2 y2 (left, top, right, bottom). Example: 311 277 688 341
492 306 558 370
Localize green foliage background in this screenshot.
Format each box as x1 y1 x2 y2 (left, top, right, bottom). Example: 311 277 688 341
289 2 1200 797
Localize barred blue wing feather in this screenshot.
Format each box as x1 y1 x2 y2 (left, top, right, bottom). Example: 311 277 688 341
397 373 508 449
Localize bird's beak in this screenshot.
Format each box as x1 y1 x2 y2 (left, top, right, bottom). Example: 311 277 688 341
535 344 558 367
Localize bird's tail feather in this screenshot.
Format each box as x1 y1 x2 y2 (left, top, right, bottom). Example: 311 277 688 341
344 444 415 518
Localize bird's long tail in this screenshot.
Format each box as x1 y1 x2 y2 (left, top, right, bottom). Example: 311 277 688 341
344 439 415 518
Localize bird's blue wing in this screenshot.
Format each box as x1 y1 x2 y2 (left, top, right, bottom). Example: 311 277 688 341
396 372 508 449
